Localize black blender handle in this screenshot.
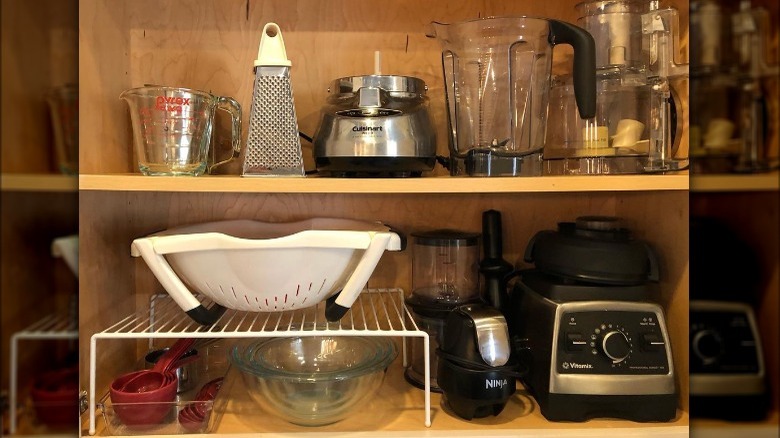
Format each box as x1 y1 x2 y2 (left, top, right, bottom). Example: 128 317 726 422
548 19 597 119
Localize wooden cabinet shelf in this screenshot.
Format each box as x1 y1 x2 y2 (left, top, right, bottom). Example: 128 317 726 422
690 172 780 192
1 173 77 192
83 347 690 437
691 412 780 438
78 173 689 194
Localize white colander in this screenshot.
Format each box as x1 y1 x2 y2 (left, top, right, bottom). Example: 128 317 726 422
131 218 403 324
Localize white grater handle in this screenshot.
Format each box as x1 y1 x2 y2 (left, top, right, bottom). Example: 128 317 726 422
254 23 291 67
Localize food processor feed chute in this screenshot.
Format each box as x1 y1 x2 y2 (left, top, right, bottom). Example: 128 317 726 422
430 17 596 176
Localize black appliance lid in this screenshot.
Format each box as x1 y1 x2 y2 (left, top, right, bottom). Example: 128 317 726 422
515 270 656 302
524 216 659 285
689 216 761 303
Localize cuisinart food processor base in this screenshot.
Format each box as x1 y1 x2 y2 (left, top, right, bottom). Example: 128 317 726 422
313 75 436 177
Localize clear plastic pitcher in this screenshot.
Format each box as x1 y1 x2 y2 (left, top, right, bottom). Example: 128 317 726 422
120 86 242 176
46 84 79 175
430 17 596 176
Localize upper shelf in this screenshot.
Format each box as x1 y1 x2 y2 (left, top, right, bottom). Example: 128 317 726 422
690 172 779 192
1 173 78 192
78 173 689 194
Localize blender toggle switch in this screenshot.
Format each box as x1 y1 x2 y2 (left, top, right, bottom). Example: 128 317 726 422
640 333 665 351
566 332 588 351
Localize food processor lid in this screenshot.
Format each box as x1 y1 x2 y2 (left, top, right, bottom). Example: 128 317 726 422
330 75 427 95
413 229 481 247
524 216 660 285
575 0 647 18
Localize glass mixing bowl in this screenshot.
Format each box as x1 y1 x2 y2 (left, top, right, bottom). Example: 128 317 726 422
231 336 398 426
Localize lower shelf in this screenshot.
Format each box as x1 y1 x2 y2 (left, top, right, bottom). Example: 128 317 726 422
85 290 690 437
84 355 689 437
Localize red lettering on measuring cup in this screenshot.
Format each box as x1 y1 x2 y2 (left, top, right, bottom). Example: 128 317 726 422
154 96 191 114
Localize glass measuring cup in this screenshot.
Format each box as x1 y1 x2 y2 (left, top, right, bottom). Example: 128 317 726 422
120 86 242 176
46 84 79 175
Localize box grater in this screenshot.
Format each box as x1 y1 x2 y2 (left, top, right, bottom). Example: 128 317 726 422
242 23 305 176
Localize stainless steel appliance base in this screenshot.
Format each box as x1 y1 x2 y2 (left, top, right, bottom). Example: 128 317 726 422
315 156 436 177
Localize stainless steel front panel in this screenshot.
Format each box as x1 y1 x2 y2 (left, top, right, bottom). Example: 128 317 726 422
549 300 676 396
314 75 436 162
689 300 766 396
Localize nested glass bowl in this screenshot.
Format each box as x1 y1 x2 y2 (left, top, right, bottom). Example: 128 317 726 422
230 336 398 426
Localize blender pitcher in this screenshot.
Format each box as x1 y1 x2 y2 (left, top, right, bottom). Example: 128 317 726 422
120 86 242 176
46 84 79 175
430 17 596 176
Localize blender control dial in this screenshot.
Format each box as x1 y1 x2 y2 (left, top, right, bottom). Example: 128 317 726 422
590 324 632 365
602 330 631 363
692 329 724 364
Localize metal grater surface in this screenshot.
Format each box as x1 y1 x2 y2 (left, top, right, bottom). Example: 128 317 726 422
242 66 304 176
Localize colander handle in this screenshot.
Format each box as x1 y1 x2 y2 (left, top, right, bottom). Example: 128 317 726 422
131 238 226 325
325 232 396 321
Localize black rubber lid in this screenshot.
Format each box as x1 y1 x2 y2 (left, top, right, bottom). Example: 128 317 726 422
524 216 659 285
413 229 480 247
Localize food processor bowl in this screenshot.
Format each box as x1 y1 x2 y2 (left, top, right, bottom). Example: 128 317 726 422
231 336 398 426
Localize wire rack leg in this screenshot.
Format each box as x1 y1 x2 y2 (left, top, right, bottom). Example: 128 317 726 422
89 335 97 435
423 332 431 427
9 333 19 434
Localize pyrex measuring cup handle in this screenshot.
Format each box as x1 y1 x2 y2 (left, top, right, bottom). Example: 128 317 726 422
208 96 243 173
549 20 597 119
